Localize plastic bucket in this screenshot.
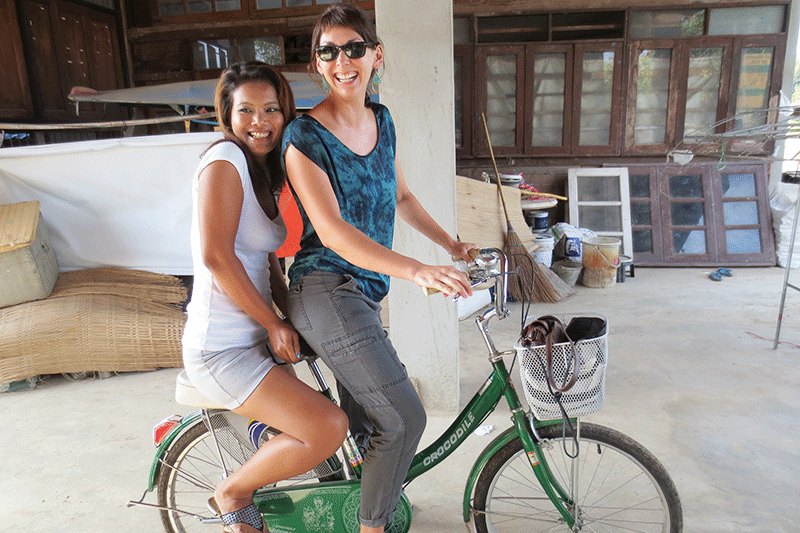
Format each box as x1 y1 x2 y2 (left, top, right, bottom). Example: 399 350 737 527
531 233 555 267
581 237 621 288
551 259 583 286
526 210 549 231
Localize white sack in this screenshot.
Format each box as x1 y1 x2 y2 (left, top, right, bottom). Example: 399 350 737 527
770 181 800 269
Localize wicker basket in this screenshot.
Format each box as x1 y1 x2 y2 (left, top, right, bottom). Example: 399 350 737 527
516 314 608 420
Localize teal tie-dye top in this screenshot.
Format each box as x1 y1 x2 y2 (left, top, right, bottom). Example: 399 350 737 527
282 103 397 302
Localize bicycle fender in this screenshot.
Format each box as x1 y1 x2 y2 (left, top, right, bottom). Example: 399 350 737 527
147 411 205 491
462 426 518 523
461 418 568 524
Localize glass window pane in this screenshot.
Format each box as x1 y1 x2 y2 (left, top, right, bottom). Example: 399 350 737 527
577 175 621 201
721 173 756 197
735 47 774 130
531 53 566 147
629 10 704 39
631 202 652 225
669 174 703 198
673 230 706 253
709 6 785 35
634 229 653 253
187 0 212 14
723 201 759 225
193 40 233 69
239 37 282 64
726 229 762 253
158 0 185 17
579 51 614 146
629 174 651 198
486 55 517 147
684 48 722 142
455 57 463 148
287 0 312 6
257 0 283 8
454 18 470 45
216 0 240 11
671 202 705 226
635 49 671 145
578 206 622 232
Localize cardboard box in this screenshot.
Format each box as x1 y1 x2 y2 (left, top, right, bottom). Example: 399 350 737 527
0 201 59 308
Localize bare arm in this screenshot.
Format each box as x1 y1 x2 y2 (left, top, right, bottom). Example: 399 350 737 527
394 157 478 263
197 160 300 363
284 144 472 297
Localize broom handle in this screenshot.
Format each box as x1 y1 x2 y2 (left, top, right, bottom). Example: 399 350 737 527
481 113 512 225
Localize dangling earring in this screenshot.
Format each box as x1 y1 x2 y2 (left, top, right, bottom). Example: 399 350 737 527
372 72 381 86
322 78 330 92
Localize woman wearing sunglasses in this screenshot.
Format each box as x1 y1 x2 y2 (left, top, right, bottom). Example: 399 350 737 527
282 5 476 533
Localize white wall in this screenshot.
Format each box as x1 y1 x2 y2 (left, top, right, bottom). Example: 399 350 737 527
375 0 460 413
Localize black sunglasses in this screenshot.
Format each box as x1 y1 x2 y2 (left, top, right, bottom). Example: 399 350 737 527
315 41 376 62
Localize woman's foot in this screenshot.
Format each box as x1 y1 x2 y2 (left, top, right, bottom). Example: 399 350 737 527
211 487 267 533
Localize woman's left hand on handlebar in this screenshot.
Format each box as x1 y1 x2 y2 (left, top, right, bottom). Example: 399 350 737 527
413 264 473 298
450 241 480 263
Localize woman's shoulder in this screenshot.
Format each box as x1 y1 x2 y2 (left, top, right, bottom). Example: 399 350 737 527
199 141 247 176
203 140 246 162
285 114 320 136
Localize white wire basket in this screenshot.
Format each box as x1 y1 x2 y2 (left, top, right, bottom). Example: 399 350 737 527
516 314 608 420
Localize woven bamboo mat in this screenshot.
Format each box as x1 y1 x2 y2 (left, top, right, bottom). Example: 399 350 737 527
0 268 187 383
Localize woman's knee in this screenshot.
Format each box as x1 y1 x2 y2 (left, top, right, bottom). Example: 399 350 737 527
309 402 348 455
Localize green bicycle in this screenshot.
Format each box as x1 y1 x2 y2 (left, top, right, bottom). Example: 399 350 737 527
129 247 682 533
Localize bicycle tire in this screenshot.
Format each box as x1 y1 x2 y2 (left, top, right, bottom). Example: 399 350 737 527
157 420 338 533
473 422 682 533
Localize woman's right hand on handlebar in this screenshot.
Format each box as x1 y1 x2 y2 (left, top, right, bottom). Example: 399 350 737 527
413 264 473 299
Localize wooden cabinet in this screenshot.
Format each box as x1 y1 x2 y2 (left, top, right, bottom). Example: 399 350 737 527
619 162 775 266
0 0 33 120
16 0 125 122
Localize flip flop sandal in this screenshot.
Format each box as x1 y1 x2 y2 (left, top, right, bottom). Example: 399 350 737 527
208 498 265 533
709 271 723 281
717 267 733 277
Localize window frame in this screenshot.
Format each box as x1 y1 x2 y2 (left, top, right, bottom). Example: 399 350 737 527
475 45 526 156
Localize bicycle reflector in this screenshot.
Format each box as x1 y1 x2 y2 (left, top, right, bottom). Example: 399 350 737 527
153 415 183 447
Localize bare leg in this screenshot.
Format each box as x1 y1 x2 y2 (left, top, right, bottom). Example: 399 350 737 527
213 365 348 533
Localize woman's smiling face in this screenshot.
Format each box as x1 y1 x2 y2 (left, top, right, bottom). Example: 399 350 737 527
316 26 382 98
229 80 284 162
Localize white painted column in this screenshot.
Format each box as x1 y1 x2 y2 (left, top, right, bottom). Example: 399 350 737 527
375 0 459 413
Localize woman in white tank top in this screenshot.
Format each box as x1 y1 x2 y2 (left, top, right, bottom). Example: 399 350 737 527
181 62 347 533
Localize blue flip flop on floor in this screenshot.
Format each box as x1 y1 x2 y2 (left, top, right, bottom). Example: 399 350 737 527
709 267 733 281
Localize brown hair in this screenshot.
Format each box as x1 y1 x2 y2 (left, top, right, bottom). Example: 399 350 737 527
308 4 381 105
213 61 296 195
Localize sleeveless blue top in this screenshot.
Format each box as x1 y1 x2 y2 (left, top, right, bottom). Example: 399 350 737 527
282 103 397 302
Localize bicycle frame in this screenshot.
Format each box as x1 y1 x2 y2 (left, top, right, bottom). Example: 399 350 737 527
137 248 579 531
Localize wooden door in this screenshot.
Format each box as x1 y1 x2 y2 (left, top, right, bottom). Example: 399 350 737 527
0 0 33 119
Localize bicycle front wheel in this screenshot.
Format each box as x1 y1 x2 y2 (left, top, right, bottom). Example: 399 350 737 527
473 422 682 533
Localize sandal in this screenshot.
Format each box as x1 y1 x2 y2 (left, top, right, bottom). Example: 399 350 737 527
717 267 733 277
208 497 265 533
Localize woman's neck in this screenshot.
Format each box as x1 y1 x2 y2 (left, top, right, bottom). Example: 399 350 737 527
318 94 370 128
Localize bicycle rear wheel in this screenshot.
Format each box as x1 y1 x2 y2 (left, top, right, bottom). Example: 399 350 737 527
473 422 682 533
157 419 341 533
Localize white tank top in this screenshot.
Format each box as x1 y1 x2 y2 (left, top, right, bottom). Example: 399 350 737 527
182 142 287 351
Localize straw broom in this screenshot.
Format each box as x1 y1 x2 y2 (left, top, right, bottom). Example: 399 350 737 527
481 114 535 301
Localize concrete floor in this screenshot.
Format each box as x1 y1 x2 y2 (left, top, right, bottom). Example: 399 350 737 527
1 266 799 533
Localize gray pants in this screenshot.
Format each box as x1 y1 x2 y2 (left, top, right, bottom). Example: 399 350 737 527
287 271 426 528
